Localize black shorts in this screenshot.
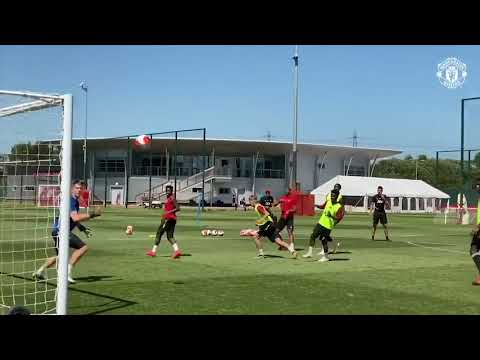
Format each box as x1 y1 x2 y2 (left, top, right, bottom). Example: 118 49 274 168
257 222 277 243
159 218 176 240
51 232 86 255
276 215 294 233
311 224 331 241
373 211 388 226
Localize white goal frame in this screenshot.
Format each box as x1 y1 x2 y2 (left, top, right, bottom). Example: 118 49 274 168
0 90 72 315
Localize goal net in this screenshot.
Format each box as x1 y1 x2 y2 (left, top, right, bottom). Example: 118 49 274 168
0 90 72 315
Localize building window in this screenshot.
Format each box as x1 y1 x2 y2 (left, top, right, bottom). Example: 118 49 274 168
219 188 230 194
192 188 203 193
427 198 433 207
346 165 365 176
23 186 35 192
97 159 125 173
393 197 399 207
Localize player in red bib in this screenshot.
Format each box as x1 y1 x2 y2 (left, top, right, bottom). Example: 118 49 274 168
147 185 182 259
273 188 298 250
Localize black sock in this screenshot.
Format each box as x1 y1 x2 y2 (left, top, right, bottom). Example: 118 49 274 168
155 226 164 246
473 254 480 274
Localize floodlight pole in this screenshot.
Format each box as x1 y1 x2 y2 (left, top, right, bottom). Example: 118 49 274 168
80 82 88 183
292 45 299 189
201 128 206 210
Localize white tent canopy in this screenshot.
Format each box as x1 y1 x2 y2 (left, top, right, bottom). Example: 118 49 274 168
310 176 450 213
311 175 450 199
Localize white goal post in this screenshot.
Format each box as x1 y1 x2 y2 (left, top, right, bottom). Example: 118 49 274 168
0 90 72 315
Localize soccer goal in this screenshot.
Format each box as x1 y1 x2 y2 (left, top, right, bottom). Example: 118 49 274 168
0 90 72 315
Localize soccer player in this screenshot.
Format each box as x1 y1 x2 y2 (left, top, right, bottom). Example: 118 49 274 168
33 180 101 284
370 186 391 241
260 189 276 221
470 182 480 286
249 196 297 259
304 189 344 262
260 189 275 209
147 185 182 259
316 183 343 252
326 183 344 205
273 188 297 249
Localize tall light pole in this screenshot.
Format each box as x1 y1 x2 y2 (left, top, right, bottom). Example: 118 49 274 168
292 45 299 189
80 82 88 182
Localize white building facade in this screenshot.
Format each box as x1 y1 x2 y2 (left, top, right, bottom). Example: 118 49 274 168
65 138 400 205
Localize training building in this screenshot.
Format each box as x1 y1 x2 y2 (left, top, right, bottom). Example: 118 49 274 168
1 137 400 205
68 137 400 206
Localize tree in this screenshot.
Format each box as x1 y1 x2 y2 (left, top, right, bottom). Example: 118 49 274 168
474 152 480 169
417 154 428 161
373 156 462 189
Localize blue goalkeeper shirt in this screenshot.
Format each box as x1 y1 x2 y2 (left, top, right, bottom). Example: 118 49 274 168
52 196 79 235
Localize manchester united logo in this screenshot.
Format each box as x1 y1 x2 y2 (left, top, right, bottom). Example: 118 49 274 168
436 57 468 89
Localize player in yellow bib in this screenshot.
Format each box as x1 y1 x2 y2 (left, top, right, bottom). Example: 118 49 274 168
248 196 297 259
320 183 344 252
304 189 344 262
471 182 480 285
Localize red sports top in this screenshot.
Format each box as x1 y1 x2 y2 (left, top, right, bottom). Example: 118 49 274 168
279 194 297 219
164 195 177 220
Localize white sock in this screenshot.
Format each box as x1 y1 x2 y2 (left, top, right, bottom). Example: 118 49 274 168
306 246 313 254
288 243 295 252
318 249 325 257
172 243 179 252
37 265 45 274
68 264 73 276
152 245 158 252
259 249 264 256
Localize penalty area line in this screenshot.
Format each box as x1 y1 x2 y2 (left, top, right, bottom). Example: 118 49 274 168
404 241 465 255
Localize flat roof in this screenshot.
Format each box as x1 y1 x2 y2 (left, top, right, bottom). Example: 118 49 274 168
72 137 401 159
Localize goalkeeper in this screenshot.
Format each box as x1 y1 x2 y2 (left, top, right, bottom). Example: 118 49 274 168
303 189 344 262
471 182 480 286
33 180 101 284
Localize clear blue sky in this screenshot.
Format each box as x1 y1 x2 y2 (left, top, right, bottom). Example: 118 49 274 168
1 45 480 157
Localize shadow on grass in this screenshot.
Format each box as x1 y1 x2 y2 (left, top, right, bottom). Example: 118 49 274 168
328 258 350 261
157 253 193 258
0 271 137 315
73 275 120 283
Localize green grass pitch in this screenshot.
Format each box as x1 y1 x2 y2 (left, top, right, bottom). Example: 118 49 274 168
2 207 480 314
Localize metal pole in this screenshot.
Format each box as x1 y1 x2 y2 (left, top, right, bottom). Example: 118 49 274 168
461 99 465 186
174 131 178 198
104 152 107 208
292 45 299 188
125 137 130 209
468 150 471 175
57 94 73 315
435 151 439 185
80 82 88 183
148 134 153 207
201 128 206 210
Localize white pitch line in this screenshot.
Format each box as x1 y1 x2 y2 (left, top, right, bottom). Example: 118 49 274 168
405 241 466 255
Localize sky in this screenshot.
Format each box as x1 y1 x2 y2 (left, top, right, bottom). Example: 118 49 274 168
1 45 480 157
